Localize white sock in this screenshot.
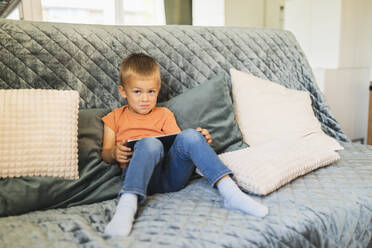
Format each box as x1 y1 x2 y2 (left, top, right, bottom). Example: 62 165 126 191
104 193 138 236
217 176 268 217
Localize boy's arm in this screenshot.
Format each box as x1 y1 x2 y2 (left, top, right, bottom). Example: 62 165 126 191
102 124 133 165
101 125 117 164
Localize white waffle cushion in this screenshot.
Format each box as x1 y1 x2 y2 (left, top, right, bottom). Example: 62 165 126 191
0 89 79 179
219 134 340 195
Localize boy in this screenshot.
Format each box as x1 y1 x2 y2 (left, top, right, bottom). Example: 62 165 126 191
101 53 268 236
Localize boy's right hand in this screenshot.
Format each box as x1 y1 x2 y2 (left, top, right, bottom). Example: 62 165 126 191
112 142 133 165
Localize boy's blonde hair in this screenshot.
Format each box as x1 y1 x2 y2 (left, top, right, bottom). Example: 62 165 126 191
119 53 161 87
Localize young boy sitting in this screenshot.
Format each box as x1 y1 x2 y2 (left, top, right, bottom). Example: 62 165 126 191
101 53 268 236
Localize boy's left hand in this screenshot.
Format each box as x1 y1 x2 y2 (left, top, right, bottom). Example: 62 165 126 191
196 127 212 144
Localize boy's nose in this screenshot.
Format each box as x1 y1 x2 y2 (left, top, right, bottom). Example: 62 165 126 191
141 93 149 101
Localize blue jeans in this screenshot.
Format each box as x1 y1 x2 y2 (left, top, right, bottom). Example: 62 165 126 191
120 129 232 202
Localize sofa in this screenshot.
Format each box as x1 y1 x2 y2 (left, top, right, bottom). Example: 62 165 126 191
0 19 371 247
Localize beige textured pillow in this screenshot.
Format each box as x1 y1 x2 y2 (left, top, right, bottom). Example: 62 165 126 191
229 68 343 151
219 134 340 195
0 89 79 179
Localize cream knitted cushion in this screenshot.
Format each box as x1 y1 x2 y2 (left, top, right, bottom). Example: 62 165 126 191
229 68 343 151
0 89 79 179
219 134 340 195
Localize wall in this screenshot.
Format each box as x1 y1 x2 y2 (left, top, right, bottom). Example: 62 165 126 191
225 0 264 27
339 0 371 69
284 0 372 142
324 68 370 140
224 0 286 28
192 0 224 26
19 0 43 21
284 0 341 68
264 0 286 29
334 0 371 141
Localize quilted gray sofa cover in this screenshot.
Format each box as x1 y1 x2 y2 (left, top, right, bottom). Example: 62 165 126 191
0 19 348 141
1 19 372 248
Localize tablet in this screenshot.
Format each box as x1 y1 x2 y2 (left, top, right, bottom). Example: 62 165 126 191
125 133 179 151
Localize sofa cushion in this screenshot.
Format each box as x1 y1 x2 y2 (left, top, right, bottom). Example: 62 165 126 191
0 89 79 179
219 134 340 195
229 68 343 151
164 73 248 154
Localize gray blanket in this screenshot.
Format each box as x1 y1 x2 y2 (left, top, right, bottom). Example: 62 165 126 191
1 142 371 247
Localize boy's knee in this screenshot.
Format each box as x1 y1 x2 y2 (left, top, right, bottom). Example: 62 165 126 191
178 129 204 145
135 137 164 155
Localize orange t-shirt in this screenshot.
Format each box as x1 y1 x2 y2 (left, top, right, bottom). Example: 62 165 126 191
102 105 181 145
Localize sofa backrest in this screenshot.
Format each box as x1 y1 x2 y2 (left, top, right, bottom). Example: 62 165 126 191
0 19 348 141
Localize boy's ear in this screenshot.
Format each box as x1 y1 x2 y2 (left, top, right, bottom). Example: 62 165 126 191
118 85 127 98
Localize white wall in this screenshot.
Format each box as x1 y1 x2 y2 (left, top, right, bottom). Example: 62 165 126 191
284 0 341 68
192 0 224 26
339 0 372 69
326 0 371 141
310 0 342 68
324 68 370 140
284 0 312 61
284 0 372 142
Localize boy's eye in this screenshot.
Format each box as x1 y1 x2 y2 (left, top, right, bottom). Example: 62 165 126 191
149 90 156 94
134 90 141 94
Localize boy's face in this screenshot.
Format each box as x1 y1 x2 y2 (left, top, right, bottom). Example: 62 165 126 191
119 76 160 115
